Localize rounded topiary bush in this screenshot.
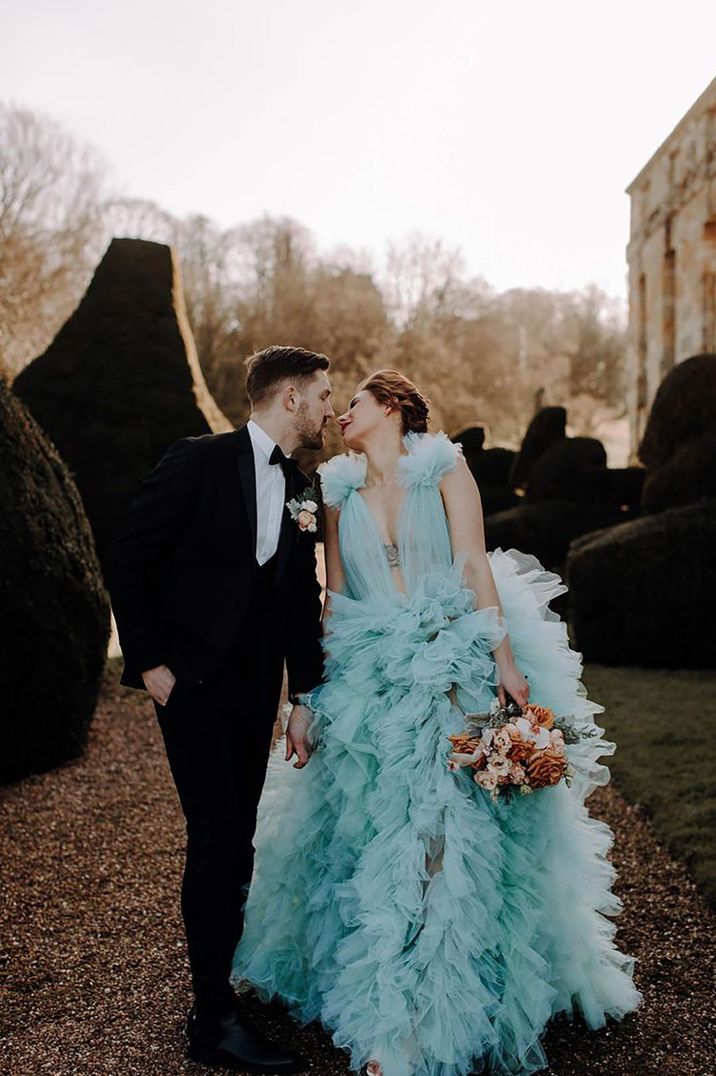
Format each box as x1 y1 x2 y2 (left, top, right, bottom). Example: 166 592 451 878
0 379 110 784
526 436 607 503
474 446 516 489
567 500 716 668
590 466 645 510
641 428 716 513
484 500 631 569
453 425 486 460
510 406 566 490
638 352 716 470
480 486 520 517
452 433 518 515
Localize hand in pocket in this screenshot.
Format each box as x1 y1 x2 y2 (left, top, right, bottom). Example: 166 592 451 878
141 664 177 706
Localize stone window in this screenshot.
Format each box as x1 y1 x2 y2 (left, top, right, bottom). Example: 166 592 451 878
703 271 716 352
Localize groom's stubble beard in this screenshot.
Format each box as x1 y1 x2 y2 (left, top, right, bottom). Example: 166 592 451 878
294 400 326 451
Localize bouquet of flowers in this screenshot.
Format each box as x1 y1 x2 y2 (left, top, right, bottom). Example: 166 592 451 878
447 697 593 803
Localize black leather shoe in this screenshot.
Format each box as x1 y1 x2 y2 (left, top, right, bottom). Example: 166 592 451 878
187 1006 305 1073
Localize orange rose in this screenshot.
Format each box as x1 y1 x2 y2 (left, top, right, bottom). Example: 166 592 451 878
526 747 567 788
524 704 555 730
448 733 481 755
505 725 534 763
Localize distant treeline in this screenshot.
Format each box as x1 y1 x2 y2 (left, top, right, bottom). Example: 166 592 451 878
1 102 626 449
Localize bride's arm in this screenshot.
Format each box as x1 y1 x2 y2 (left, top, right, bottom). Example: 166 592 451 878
440 455 529 708
321 505 346 628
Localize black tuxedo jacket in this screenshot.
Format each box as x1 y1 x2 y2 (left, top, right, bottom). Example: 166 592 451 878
105 425 324 696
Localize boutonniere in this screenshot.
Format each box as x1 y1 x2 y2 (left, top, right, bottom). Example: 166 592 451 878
286 479 319 533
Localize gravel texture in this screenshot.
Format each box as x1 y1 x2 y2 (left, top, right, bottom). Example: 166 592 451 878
1 663 713 1076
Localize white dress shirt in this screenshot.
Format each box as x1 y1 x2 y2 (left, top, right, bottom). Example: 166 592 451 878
247 419 289 566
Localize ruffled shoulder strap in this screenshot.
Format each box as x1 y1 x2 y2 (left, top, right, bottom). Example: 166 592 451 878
318 451 367 508
397 430 462 490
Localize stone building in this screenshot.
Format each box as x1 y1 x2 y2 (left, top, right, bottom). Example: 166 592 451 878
626 76 716 454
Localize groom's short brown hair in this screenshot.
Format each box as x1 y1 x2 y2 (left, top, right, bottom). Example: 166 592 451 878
244 345 331 407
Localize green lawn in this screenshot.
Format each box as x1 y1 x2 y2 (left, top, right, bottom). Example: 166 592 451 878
583 664 716 906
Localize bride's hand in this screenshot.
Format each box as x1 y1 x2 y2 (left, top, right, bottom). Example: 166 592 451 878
496 660 529 708
285 704 314 769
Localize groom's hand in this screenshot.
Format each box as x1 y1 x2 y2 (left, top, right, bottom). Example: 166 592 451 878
285 705 313 769
142 664 176 706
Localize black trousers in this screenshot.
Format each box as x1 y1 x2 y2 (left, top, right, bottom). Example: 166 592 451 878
154 558 284 1017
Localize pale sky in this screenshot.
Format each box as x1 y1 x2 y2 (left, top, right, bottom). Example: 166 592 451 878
3 0 715 299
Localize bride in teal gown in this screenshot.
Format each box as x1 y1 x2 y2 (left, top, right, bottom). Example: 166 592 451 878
232 370 642 1076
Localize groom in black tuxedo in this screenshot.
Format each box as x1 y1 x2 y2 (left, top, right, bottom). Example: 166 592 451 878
106 346 333 1073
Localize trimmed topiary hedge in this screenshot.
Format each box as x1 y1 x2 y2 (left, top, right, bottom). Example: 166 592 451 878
641 428 716 513
638 352 716 470
473 446 516 489
0 379 110 784
452 431 518 516
453 425 486 462
526 436 607 503
587 466 645 510
567 500 716 668
510 406 566 490
484 500 632 570
480 486 520 517
13 238 231 568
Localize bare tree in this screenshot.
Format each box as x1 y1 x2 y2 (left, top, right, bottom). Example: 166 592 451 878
382 233 467 330
101 196 177 246
0 103 106 374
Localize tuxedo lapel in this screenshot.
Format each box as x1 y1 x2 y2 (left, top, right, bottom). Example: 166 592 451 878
274 465 303 586
235 425 258 558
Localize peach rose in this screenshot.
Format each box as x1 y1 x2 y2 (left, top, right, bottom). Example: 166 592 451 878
524 704 555 730
487 753 511 776
509 762 527 784
549 729 566 755
526 747 568 788
493 728 512 754
475 770 498 790
297 509 317 532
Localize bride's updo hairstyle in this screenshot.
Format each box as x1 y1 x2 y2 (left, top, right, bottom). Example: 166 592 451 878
360 370 430 434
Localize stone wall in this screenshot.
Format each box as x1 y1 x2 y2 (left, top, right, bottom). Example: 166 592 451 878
626 77 716 455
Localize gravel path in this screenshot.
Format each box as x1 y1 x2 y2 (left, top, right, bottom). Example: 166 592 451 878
1 664 713 1076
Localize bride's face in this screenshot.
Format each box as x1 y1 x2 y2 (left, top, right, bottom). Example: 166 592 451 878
337 390 387 449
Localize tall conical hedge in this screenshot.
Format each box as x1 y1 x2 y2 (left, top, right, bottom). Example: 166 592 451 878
509 406 566 490
0 379 110 784
13 238 232 567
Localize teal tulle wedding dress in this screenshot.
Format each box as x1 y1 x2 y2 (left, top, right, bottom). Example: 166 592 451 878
232 432 642 1076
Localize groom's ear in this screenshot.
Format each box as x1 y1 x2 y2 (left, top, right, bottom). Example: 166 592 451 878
282 382 299 413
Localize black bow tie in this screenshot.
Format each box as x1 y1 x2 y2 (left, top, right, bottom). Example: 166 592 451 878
269 444 298 476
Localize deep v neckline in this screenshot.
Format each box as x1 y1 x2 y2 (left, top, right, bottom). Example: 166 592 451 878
353 453 410 550
355 487 409 551
348 454 413 600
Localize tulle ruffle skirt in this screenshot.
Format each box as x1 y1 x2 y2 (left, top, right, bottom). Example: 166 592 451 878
232 549 642 1075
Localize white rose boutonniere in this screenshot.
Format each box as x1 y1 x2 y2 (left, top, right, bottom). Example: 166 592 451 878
287 480 319 533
